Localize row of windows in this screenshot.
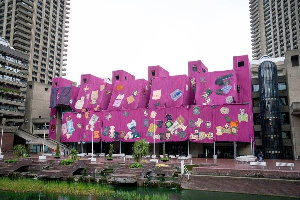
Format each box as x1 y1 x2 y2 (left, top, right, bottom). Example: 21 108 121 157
252 82 287 92
0 53 27 66
0 104 24 113
254 112 290 125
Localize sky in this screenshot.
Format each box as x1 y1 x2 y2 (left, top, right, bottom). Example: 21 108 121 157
66 0 252 84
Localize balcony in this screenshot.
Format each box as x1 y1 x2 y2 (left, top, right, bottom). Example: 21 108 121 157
33 129 49 135
0 87 25 97
291 102 300 115
0 109 24 117
0 98 25 107
0 67 27 79
0 78 24 88
3 126 19 133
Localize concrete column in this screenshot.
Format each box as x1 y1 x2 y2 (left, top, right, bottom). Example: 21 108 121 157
234 142 237 158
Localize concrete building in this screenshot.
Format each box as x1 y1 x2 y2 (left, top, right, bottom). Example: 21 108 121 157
251 49 300 159
249 0 300 59
0 37 28 152
0 0 70 84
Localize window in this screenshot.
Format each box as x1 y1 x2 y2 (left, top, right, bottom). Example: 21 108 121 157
280 112 289 125
192 65 197 72
238 61 244 67
252 84 259 92
45 88 48 91
278 82 286 91
29 85 32 89
255 131 262 139
282 131 291 139
291 55 299 67
83 78 87 83
253 98 260 107
115 75 119 80
152 70 155 76
279 97 288 105
254 113 261 125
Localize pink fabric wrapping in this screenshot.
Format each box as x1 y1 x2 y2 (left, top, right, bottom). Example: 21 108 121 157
82 111 101 142
142 108 166 143
80 74 104 86
100 110 121 142
195 70 237 106
69 86 80 110
74 84 94 112
108 79 150 110
119 109 143 142
188 105 214 143
48 108 57 140
52 77 72 88
61 112 84 142
112 70 135 84
213 104 253 142
86 83 112 111
149 75 190 109
148 65 169 82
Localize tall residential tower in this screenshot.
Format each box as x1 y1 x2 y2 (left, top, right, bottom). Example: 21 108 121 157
249 0 300 59
0 0 70 84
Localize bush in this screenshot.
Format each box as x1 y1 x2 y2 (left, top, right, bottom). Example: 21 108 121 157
5 158 18 163
13 144 27 158
69 148 78 160
61 158 74 165
129 163 143 168
133 140 149 162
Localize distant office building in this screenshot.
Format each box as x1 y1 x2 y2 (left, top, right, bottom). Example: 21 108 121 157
0 0 70 84
251 49 300 159
249 0 300 59
0 37 28 152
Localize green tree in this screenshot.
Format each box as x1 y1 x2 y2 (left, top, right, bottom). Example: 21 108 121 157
69 148 78 160
13 144 27 158
54 143 60 158
133 140 149 162
107 143 113 160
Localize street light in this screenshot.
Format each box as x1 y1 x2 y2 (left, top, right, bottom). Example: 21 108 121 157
0 118 6 159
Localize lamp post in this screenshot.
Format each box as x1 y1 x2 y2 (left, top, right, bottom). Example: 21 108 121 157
153 118 156 158
0 118 6 159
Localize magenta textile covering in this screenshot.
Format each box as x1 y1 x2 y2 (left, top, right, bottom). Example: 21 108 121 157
188 105 214 143
61 112 84 142
148 65 169 82
80 74 104 86
52 77 72 88
86 83 112 111
107 79 150 110
74 84 98 112
118 109 143 142
82 111 101 142
112 70 135 84
149 75 191 109
100 110 121 142
195 70 237 106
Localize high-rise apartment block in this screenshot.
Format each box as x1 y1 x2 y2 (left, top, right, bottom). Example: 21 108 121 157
249 0 300 59
0 0 70 85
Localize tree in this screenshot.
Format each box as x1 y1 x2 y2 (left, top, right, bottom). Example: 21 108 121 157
54 143 60 158
133 140 149 162
107 143 113 160
13 144 27 158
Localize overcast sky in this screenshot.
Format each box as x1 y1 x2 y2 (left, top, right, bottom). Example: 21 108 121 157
66 0 252 84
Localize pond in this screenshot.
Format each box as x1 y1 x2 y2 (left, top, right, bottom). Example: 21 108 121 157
0 186 297 200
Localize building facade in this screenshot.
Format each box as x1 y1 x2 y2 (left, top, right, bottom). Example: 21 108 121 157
0 0 69 84
0 37 28 152
249 0 300 59
251 49 300 159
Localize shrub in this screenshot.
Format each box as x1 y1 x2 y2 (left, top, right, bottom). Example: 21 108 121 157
13 144 27 158
5 158 18 163
133 140 149 162
61 158 74 165
69 148 78 160
129 163 143 168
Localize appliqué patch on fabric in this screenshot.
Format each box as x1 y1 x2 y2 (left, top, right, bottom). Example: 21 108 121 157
226 96 233 104
152 90 161 100
193 106 200 115
100 85 105 91
105 113 112 121
127 95 135 104
150 111 157 119
238 109 248 122
132 90 138 96
123 111 129 117
75 96 85 110
116 85 123 91
94 131 100 139
170 89 182 101
220 107 229 114
221 85 232 94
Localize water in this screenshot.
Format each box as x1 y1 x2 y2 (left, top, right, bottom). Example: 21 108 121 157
0 187 298 200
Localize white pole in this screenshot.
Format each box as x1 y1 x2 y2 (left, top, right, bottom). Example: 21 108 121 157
187 140 190 156
153 118 156 157
213 142 216 156
205 148 207 158
119 141 121 154
181 160 184 175
92 130 94 158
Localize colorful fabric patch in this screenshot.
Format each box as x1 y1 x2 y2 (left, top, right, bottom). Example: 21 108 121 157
221 85 232 94
90 90 98 104
152 90 161 100
226 96 233 104
193 106 200 115
94 131 100 139
127 95 135 104
123 111 129 117
205 121 211 128
100 85 105 91
150 111 157 119
195 118 203 127
238 109 248 122
116 85 123 91
75 96 85 110
105 113 112 121
220 107 229 114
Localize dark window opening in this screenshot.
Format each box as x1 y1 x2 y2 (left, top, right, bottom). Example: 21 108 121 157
254 113 261 125
55 82 57 86
83 78 87 83
252 84 259 92
255 131 262 139
45 88 48 91
202 68 206 73
152 70 156 76
253 98 260 107
282 131 291 139
115 75 119 80
280 112 290 125
237 85 241 93
291 55 299 67
279 97 288 106
238 61 244 67
192 65 197 72
39 116 41 118
125 76 127 80
29 85 32 89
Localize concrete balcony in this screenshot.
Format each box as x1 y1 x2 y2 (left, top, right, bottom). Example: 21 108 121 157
0 67 27 79
0 99 25 107
2 126 19 133
33 129 49 135
0 109 24 117
32 118 50 124
0 87 25 98
291 102 300 115
0 78 25 88
253 107 260 113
